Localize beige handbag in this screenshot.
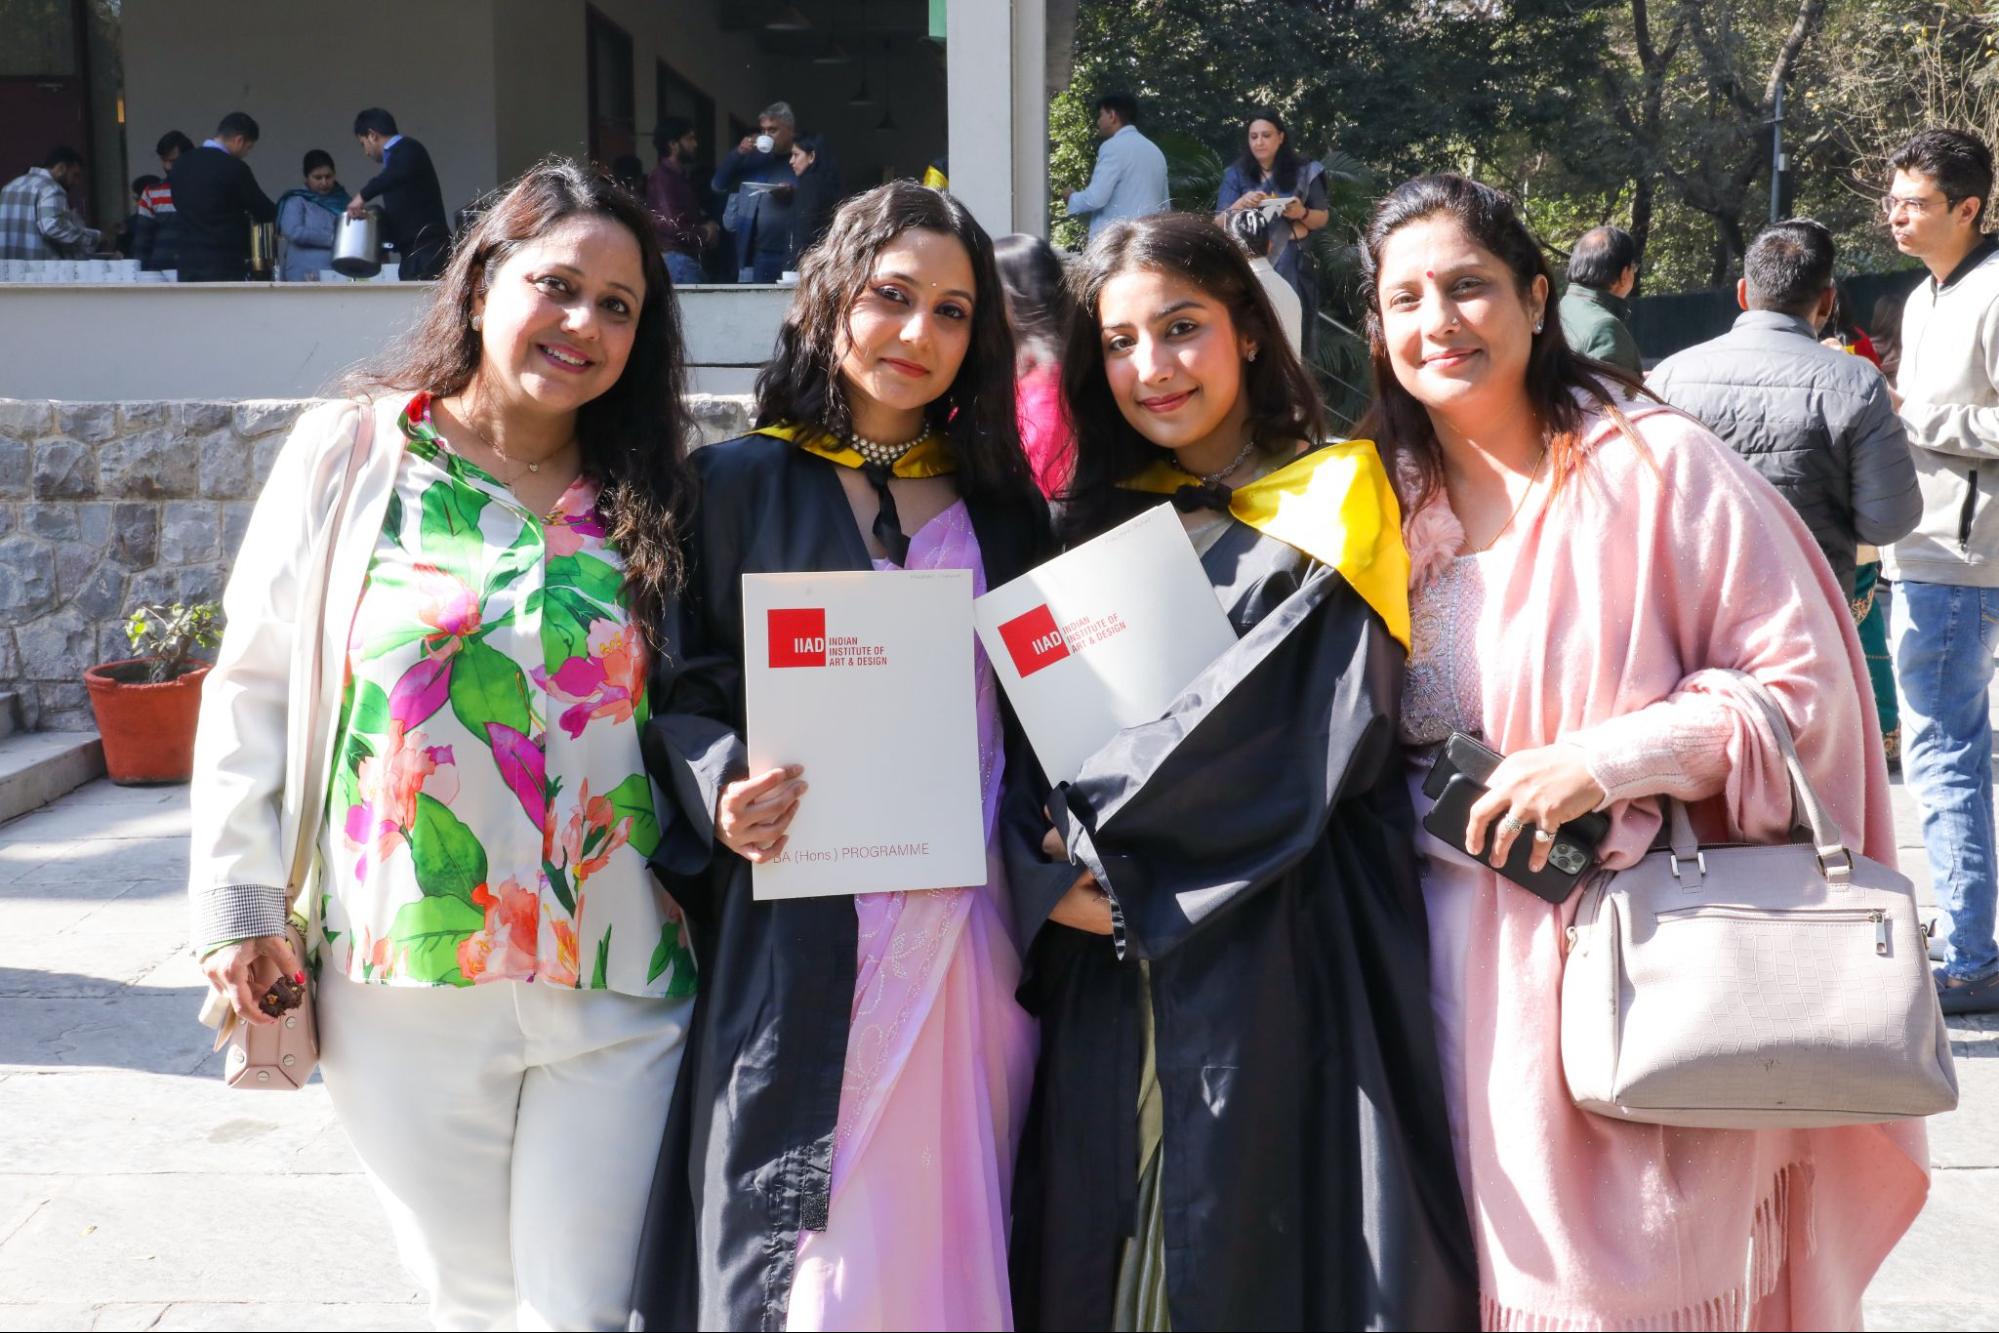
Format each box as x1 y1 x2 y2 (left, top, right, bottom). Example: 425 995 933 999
1560 672 1958 1129
213 404 374 1090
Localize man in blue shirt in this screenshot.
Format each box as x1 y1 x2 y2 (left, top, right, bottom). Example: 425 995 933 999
713 101 799 283
1065 93 1170 241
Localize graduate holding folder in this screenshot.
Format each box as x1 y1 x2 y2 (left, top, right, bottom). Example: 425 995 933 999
627 182 1052 1332
1007 214 1477 1331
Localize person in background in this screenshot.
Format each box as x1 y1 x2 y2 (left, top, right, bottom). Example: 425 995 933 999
1822 282 1882 364
137 130 192 271
645 116 717 286
712 100 798 282
1646 218 1920 599
350 107 452 280
1557 224 1642 372
276 149 350 281
1364 170 1926 1329
994 232 1077 496
1879 126 1999 1014
117 175 157 258
169 113 276 281
1222 206 1304 358
1064 92 1170 242
786 133 840 269
1871 291 1906 383
1215 106 1329 325
190 160 699 1329
0 146 102 260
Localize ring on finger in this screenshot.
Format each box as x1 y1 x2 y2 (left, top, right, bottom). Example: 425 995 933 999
1497 814 1532 835
1531 826 1557 842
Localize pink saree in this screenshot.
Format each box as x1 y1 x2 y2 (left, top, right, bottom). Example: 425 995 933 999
785 500 1038 1331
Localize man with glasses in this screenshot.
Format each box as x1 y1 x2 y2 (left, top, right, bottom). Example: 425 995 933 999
1880 126 1999 1014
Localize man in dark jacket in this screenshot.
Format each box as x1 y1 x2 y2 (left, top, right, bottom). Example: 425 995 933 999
1648 219 1921 597
168 112 276 281
349 107 451 280
1558 225 1643 371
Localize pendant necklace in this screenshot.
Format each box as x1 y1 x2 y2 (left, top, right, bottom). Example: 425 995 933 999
1176 434 1258 487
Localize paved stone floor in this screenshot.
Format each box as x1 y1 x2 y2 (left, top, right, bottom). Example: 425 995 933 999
0 775 1992 1330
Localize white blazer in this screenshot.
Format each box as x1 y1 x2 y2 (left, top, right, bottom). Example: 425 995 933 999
186 395 407 988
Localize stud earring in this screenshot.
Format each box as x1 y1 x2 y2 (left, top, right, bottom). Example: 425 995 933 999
471 314 483 332
1532 318 1544 334
1247 347 1260 362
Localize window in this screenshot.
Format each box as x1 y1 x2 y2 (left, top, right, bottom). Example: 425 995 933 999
585 6 635 168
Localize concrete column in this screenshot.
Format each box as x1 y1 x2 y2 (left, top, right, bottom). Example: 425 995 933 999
945 0 1049 239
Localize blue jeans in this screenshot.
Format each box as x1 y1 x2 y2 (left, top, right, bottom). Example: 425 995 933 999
664 251 703 286
1892 578 1999 981
748 251 787 283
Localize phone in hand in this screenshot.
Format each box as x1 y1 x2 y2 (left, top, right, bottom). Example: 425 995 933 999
1420 732 1608 903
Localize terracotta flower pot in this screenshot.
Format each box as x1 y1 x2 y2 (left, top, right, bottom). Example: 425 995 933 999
83 658 211 785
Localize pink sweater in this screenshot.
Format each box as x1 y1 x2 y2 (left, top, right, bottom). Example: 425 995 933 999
1401 394 1929 1330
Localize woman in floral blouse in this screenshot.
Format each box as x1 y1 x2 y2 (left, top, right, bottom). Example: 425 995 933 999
189 161 697 1330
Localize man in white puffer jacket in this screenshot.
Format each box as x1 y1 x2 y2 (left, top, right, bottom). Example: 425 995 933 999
1881 126 1999 1014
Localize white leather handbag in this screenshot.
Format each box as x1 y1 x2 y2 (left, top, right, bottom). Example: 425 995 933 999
1560 673 1958 1129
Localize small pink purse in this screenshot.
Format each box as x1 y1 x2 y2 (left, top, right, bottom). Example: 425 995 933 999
213 405 373 1090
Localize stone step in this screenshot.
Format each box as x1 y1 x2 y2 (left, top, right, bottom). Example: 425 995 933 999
0 730 106 826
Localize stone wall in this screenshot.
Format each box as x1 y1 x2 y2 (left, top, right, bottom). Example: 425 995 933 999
0 395 753 732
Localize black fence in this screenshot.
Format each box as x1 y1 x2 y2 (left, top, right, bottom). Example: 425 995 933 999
1628 267 1929 364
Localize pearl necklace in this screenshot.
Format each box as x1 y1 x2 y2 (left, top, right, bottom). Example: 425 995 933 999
848 426 933 468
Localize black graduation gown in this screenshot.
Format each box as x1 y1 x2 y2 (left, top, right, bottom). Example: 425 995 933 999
1007 486 1479 1332
626 433 1053 1333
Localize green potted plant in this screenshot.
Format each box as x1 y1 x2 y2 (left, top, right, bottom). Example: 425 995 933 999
83 601 221 784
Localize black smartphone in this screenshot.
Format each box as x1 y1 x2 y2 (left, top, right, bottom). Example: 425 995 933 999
1419 732 1608 904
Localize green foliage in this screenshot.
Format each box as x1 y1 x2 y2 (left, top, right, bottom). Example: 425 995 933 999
123 601 221 683
1050 0 1981 298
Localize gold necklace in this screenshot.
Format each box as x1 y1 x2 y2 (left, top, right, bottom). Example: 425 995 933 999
1469 446 1549 553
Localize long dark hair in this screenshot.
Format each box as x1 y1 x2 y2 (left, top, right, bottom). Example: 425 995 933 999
994 232 1070 367
1354 173 1649 511
1059 212 1324 539
1234 106 1300 196
754 181 1037 506
355 158 692 646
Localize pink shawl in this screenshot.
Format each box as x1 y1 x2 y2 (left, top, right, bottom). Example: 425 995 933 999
1400 394 1930 1330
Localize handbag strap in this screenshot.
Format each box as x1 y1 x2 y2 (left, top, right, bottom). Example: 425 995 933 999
1662 669 1855 883
282 400 375 909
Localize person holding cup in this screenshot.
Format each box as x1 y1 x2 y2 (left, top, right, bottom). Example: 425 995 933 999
711 101 799 283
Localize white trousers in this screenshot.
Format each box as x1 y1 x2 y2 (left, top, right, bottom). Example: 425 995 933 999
318 971 691 1331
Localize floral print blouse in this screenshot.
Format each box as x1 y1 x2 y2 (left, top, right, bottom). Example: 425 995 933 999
312 393 696 999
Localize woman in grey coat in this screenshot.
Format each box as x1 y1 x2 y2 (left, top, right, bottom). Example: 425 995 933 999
276 149 350 280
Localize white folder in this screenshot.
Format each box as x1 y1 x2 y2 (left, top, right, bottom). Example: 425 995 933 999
741 570 987 900
973 504 1237 785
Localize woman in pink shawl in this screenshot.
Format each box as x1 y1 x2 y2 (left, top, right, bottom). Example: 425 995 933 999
1358 173 1930 1330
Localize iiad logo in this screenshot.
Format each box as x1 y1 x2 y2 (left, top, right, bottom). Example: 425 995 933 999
997 604 1071 678
768 608 828 668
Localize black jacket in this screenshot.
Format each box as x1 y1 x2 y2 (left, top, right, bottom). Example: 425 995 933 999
1008 483 1479 1331
627 435 1054 1332
359 136 451 280
167 146 275 281
1647 310 1922 596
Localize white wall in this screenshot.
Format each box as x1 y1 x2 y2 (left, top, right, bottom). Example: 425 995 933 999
121 0 501 222
0 284 790 400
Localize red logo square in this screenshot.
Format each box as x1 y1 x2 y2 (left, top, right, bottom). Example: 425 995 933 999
998 605 1070 678
768 608 827 668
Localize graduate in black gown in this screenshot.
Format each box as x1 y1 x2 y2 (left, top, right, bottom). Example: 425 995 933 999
1006 214 1478 1331
627 182 1052 1332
